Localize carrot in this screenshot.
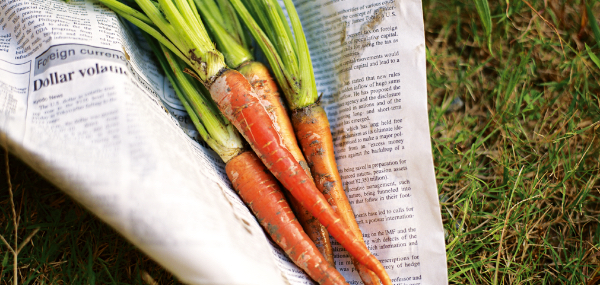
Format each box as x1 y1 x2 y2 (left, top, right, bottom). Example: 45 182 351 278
100 0 380 282
146 37 346 284
293 104 380 284
238 61 335 266
227 0 388 283
208 69 391 285
193 0 335 264
226 150 345 285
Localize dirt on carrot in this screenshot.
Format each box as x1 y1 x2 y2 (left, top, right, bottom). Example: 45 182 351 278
292 103 381 284
238 61 335 265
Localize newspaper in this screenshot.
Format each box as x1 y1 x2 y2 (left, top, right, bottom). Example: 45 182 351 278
0 0 447 284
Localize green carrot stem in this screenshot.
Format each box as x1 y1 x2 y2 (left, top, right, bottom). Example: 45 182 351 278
194 0 253 68
228 0 317 109
99 0 193 66
264 0 298 64
98 0 154 25
281 0 318 106
253 0 298 79
216 0 250 49
145 34 243 162
228 0 304 108
125 0 227 83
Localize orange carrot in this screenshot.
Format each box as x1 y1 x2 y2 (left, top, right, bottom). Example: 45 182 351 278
150 38 344 284
208 69 391 285
100 0 354 281
293 104 380 284
285 196 335 266
224 0 387 282
226 150 345 285
238 61 335 266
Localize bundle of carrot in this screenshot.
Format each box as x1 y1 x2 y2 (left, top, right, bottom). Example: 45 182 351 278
227 0 385 284
98 0 390 284
194 0 334 265
142 34 345 284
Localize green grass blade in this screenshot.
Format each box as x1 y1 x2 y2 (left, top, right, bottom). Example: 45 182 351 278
585 43 600 69
587 0 600 48
474 0 493 54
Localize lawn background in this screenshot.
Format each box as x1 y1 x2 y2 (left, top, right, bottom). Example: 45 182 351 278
2 0 600 284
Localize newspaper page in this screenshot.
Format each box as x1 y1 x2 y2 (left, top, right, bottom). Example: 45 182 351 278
0 0 447 284
296 0 448 284
0 0 288 284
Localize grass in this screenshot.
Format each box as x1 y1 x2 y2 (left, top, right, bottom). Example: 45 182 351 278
426 0 600 284
2 0 600 284
0 151 176 284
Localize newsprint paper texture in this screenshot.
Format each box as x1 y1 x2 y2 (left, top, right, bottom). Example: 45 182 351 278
0 0 447 284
